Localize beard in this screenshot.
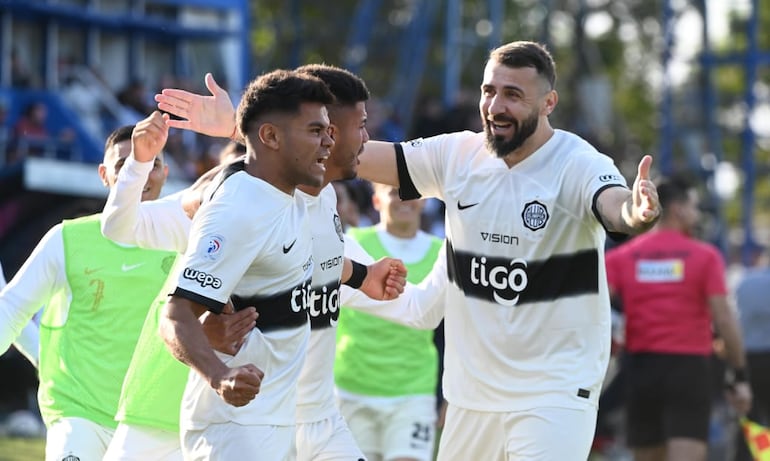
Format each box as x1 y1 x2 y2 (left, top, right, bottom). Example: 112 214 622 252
484 110 539 158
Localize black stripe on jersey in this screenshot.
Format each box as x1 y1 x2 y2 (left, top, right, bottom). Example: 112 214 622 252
446 240 599 306
172 287 227 313
231 278 311 332
395 143 422 200
591 183 629 242
308 280 342 330
207 159 246 201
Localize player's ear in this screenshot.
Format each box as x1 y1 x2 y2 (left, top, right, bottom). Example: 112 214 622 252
97 163 109 187
542 89 558 116
258 122 280 150
328 124 338 142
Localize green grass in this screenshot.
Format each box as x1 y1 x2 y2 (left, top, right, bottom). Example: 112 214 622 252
0 437 45 461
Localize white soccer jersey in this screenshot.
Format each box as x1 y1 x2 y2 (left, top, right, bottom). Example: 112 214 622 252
397 129 627 412
295 185 346 423
172 166 314 428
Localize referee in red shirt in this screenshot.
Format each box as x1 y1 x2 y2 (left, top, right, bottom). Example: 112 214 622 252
605 174 752 461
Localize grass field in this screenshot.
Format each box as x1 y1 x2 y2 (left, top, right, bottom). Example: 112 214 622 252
0 437 45 461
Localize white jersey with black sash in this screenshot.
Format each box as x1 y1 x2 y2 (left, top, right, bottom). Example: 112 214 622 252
172 162 314 428
395 129 628 412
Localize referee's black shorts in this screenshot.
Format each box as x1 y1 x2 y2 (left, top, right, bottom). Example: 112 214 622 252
624 352 712 447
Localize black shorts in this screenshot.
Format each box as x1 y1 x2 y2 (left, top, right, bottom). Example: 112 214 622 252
624 352 712 447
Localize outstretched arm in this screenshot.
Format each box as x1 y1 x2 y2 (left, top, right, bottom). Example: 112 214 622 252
341 256 407 301
595 155 660 236
339 236 446 329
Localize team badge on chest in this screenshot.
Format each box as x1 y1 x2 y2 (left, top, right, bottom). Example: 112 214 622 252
333 213 344 242
521 200 549 231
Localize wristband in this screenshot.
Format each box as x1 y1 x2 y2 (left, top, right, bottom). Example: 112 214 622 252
344 261 368 289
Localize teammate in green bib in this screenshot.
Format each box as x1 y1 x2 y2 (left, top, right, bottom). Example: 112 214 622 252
0 122 173 461
335 183 443 461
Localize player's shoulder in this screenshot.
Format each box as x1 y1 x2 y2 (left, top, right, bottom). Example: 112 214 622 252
407 130 484 153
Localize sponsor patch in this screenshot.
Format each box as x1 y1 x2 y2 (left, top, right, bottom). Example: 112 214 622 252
409 139 423 147
521 200 549 231
599 174 622 183
205 235 225 261
635 259 684 282
183 267 223 289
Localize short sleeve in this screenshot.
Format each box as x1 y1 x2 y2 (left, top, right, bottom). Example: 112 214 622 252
172 193 266 313
397 134 453 201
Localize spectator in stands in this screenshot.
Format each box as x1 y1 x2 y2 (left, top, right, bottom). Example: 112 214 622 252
605 174 751 461
117 78 154 120
11 48 37 89
9 102 75 163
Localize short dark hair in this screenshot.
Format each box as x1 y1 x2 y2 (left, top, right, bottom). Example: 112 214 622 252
104 125 134 153
488 41 556 90
295 64 370 107
236 69 335 137
656 174 695 212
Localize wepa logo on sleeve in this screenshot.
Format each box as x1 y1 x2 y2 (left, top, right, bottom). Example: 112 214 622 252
183 268 223 289
599 174 623 183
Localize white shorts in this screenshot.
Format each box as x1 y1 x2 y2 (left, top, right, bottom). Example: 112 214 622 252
182 422 294 461
45 417 114 461
338 393 436 461
292 413 365 461
103 422 182 461
437 404 597 461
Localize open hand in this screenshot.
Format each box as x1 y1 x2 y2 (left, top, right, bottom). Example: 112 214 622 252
155 73 237 138
631 155 660 224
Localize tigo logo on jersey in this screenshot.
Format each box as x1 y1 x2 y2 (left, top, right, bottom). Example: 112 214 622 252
470 256 529 306
635 259 684 283
205 235 225 261
522 200 549 231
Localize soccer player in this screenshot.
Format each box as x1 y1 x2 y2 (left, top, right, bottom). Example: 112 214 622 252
153 41 657 458
102 128 256 461
335 183 443 461
107 65 407 461
0 120 174 461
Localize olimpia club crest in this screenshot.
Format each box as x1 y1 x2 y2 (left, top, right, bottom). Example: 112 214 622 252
521 200 549 231
333 213 344 242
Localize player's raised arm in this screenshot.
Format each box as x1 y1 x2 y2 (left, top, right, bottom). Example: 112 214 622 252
595 154 661 236
155 73 238 140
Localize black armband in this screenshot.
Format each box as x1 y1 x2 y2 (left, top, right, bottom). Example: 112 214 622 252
344 260 368 289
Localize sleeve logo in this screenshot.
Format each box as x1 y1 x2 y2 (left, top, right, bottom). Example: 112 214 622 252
599 174 622 182
205 235 225 261
183 268 223 289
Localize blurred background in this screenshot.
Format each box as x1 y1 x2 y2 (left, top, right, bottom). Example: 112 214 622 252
0 0 768 459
